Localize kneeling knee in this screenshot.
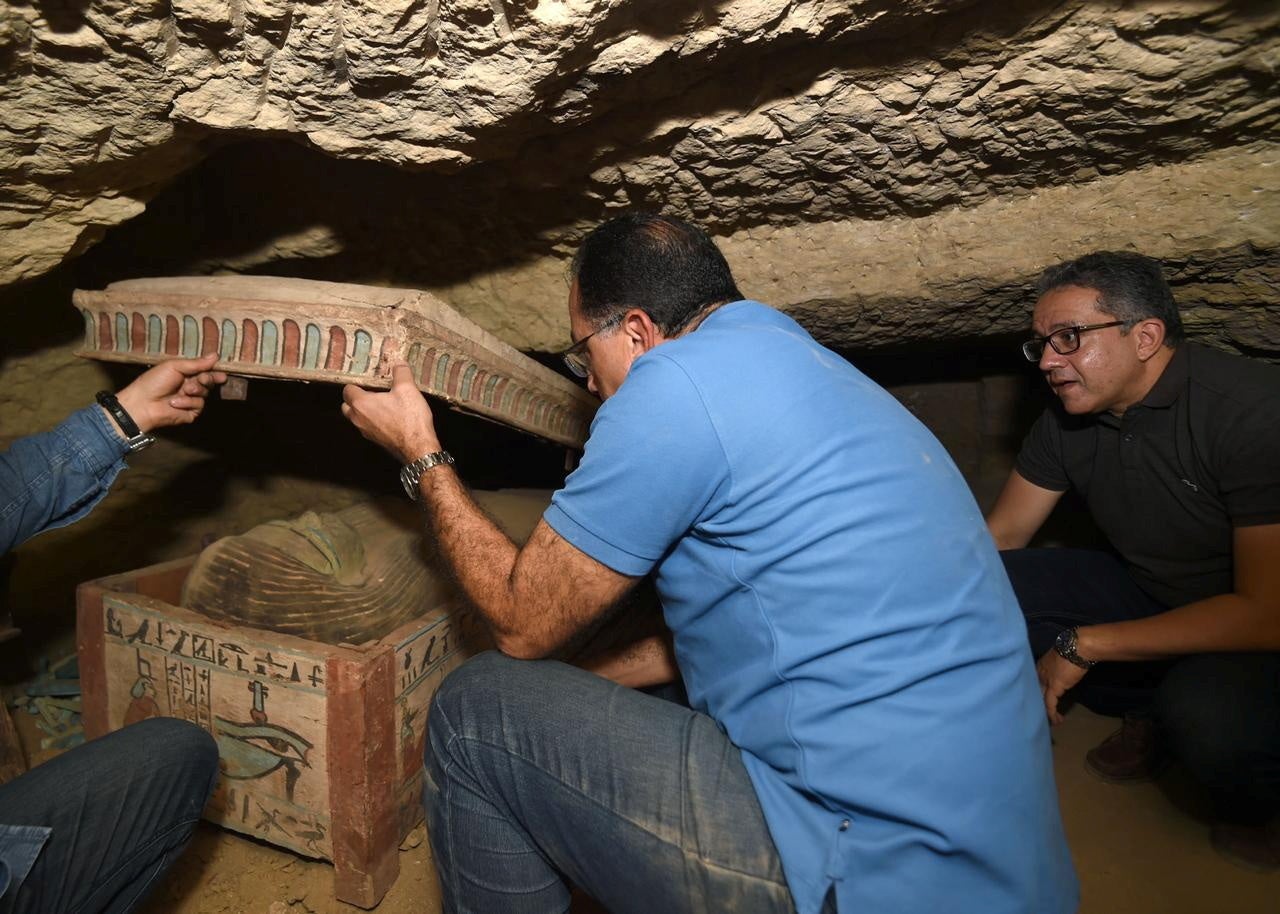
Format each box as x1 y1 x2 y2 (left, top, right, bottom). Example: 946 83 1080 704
429 653 512 740
1157 660 1257 775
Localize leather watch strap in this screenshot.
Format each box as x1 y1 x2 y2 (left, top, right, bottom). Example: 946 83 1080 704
95 391 156 453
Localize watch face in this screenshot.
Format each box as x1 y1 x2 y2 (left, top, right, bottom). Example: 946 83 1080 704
400 467 418 500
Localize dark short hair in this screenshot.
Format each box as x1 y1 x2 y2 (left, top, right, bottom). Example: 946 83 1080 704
570 213 743 335
1035 251 1184 346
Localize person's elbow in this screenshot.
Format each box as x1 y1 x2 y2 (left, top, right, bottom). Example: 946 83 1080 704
492 627 558 661
986 521 1029 552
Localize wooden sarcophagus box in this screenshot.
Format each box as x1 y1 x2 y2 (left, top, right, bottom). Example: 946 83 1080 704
76 492 550 908
72 276 592 907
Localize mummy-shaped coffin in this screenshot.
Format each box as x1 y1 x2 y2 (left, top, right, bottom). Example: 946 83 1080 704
73 276 596 448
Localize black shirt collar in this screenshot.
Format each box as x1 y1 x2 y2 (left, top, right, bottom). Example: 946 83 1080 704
1138 344 1190 410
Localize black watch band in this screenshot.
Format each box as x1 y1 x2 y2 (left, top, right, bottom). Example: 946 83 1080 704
95 390 156 453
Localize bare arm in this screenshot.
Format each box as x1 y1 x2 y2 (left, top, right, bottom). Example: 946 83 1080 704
342 365 639 659
420 476 639 658
985 470 1065 550
1078 523 1280 661
578 632 679 689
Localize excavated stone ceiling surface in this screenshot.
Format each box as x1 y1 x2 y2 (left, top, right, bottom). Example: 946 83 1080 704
1 0 1277 352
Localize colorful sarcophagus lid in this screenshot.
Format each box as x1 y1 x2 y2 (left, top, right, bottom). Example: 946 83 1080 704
72 276 596 448
76 490 551 909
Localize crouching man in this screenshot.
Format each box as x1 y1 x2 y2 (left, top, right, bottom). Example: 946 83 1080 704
344 214 1078 913
987 251 1280 870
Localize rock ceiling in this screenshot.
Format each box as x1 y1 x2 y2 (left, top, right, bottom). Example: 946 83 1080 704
1 0 1276 354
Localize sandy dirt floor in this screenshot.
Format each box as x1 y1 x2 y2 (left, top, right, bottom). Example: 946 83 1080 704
13 703 1278 913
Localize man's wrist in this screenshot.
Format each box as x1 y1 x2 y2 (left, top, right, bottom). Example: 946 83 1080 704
399 440 442 465
400 449 454 500
1074 625 1105 663
113 388 152 434
1054 626 1097 669
95 391 156 453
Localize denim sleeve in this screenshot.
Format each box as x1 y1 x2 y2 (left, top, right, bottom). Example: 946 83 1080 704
0 824 52 902
0 406 128 555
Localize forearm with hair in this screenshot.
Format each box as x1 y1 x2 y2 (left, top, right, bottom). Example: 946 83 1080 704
579 633 678 688
415 466 521 634
414 465 636 659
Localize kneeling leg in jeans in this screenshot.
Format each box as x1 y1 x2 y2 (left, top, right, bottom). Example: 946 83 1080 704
424 652 798 914
1157 653 1280 825
0 716 219 914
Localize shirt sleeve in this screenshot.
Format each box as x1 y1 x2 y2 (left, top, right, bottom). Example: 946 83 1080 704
1216 395 1280 527
0 406 129 555
544 353 731 576
1013 407 1071 493
0 824 52 903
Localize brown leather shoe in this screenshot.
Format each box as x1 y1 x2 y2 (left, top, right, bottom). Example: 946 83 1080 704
1211 823 1280 873
1084 712 1165 783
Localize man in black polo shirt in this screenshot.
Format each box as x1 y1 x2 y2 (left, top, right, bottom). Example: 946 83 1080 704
986 250 1280 869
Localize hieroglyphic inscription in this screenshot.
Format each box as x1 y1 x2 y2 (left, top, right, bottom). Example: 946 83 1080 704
104 599 325 693
394 604 482 695
392 603 483 821
164 658 212 730
99 595 332 858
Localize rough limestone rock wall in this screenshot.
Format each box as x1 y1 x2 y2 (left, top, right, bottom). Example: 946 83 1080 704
2 0 1277 351
1 0 1277 649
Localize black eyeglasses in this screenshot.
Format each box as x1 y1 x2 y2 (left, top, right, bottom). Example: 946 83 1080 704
1021 321 1125 362
560 317 622 378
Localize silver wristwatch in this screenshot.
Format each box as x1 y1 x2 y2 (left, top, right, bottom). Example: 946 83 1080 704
1053 627 1096 670
399 450 454 501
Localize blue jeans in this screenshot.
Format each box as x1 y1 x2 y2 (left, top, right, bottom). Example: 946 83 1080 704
424 652 814 914
0 717 218 914
1002 548 1280 823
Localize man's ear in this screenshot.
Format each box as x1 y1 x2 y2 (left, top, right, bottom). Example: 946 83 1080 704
621 308 665 354
1132 318 1167 362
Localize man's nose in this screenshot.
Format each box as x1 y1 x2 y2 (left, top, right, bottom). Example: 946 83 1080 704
586 372 599 397
1038 345 1065 373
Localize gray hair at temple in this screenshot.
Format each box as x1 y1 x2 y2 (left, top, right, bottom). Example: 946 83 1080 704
1035 251 1184 346
570 212 743 337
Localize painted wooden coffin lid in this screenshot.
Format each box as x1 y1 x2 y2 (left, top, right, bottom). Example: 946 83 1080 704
73 275 597 448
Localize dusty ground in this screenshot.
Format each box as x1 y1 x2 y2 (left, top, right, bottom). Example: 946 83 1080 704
105 706 1274 914
138 820 442 914
8 681 1275 913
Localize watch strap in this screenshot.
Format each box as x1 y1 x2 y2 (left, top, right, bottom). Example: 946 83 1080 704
1054 626 1096 669
400 450 454 500
95 391 156 453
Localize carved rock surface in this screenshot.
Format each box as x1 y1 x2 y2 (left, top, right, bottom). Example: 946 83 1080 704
1 0 1277 355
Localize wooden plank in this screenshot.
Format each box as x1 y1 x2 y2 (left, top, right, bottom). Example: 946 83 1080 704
72 275 596 448
75 580 111 739
328 647 399 908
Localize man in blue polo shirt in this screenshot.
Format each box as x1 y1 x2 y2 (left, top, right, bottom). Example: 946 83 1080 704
342 213 1077 913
